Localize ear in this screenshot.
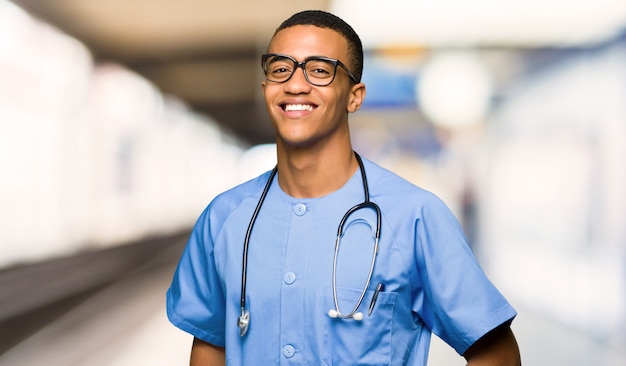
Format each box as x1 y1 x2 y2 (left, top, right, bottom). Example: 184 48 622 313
347 82 366 113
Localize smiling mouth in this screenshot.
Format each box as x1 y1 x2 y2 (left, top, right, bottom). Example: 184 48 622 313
283 104 315 112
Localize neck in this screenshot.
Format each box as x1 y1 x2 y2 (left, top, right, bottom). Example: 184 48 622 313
275 145 358 198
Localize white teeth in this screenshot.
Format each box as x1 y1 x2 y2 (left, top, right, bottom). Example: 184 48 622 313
285 104 313 111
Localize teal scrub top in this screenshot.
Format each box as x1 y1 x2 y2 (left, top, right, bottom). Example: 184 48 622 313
166 157 516 365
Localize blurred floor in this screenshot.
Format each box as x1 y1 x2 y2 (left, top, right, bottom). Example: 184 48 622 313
0 236 624 365
0 236 193 366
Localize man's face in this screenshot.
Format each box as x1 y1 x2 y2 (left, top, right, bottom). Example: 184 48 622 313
261 25 362 150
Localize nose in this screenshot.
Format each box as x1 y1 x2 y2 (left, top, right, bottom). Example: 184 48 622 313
284 64 311 93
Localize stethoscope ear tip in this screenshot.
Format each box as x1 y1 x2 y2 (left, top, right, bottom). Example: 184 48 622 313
328 309 364 321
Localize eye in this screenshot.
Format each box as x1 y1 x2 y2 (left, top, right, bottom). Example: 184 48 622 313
270 66 291 76
306 60 335 78
309 67 331 76
266 57 294 78
269 64 292 75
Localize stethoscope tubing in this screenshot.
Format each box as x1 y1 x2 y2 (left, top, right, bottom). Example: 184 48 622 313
238 152 381 336
331 155 381 319
239 166 277 335
331 203 381 319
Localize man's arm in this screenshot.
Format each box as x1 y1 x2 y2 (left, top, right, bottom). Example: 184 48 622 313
190 337 225 366
463 324 521 365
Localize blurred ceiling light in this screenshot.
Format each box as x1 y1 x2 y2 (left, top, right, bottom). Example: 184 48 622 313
0 4 92 122
418 51 493 129
0 0 34 58
331 0 626 47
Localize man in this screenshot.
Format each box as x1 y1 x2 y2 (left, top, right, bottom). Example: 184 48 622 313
167 10 521 365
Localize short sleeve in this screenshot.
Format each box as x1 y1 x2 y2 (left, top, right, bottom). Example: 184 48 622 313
166 207 227 347
412 194 516 355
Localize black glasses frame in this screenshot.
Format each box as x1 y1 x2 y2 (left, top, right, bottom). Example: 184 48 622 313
261 53 359 86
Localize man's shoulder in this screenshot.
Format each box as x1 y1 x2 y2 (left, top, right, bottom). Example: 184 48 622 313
363 158 431 195
362 157 448 208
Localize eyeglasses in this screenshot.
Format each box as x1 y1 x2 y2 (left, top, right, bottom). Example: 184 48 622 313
261 53 358 86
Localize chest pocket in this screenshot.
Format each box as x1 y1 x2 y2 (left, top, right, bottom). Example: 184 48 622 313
323 287 397 366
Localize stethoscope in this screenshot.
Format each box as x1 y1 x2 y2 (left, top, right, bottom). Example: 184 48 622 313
238 152 382 336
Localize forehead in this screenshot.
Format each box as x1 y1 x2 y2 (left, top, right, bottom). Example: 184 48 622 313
268 25 349 62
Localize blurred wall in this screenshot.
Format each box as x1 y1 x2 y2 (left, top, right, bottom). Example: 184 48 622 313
0 2 244 267
480 39 626 344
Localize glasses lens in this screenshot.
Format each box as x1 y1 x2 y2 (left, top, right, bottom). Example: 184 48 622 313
264 55 295 83
304 59 337 86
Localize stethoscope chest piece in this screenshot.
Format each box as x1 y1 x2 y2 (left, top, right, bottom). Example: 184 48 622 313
238 308 250 336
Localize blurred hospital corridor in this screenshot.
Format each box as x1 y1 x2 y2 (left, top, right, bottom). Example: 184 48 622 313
3 1 626 364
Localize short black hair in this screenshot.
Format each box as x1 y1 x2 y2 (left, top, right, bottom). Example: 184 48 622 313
273 10 363 83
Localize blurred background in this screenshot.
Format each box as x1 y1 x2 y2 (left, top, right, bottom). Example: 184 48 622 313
1 0 625 364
